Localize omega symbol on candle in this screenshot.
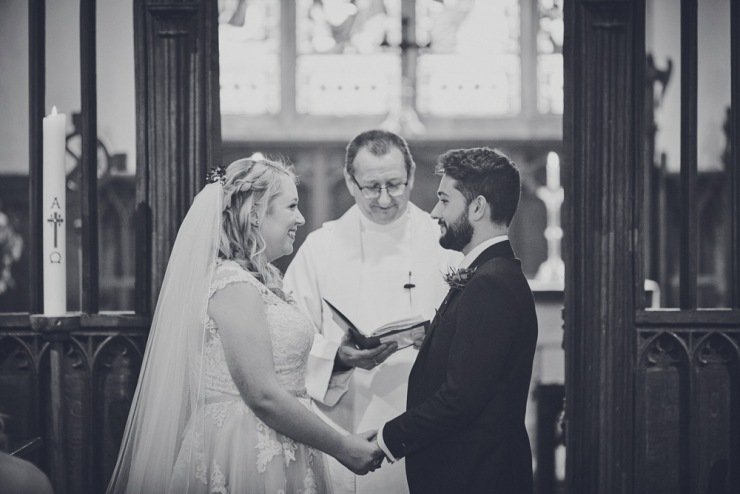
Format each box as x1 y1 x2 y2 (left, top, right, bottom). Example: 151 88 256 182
50 252 62 264
47 211 64 248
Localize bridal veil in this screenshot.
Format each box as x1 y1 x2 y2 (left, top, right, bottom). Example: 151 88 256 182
107 183 222 493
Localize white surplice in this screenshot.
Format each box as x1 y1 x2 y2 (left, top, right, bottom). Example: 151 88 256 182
284 203 461 494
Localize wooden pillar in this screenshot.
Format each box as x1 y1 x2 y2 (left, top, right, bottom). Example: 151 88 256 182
28 0 45 313
133 0 221 313
563 0 643 492
80 0 99 313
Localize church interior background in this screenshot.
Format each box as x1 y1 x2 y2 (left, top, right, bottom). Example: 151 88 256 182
0 0 736 493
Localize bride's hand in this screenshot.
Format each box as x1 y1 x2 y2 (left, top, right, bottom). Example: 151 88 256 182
336 430 385 475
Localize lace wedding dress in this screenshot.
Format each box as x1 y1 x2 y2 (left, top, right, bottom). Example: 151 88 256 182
168 260 333 493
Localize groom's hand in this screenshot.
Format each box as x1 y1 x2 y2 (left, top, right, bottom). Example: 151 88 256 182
359 430 385 473
339 430 385 475
337 334 398 371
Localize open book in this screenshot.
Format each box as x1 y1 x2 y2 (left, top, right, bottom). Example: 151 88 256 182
323 299 430 350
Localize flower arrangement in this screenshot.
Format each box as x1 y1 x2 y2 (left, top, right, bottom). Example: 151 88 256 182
443 266 477 290
207 166 226 185
0 211 23 296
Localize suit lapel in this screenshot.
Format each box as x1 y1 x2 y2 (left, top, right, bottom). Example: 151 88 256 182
424 241 516 340
468 240 515 271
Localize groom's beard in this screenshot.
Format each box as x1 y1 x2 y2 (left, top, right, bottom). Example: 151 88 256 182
439 212 473 252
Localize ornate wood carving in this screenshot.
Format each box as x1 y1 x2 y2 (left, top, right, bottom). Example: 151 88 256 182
93 335 143 489
0 325 147 493
691 333 739 494
60 338 91 494
636 332 690 494
134 0 221 312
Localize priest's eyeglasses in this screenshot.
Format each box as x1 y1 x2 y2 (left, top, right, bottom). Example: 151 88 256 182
350 175 408 199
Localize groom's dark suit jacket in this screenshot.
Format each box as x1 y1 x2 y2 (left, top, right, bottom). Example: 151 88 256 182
383 241 538 493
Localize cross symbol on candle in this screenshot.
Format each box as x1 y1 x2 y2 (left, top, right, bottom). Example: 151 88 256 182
47 212 64 248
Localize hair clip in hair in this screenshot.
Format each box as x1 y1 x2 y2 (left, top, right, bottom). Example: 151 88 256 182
208 166 226 185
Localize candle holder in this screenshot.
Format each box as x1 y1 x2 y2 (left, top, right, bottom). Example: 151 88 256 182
30 313 80 339
379 15 428 136
532 151 565 291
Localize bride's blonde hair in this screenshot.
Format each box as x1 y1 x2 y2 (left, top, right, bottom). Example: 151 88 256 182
219 157 296 291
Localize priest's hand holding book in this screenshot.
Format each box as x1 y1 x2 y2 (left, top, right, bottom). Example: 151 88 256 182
335 334 397 371
325 299 429 371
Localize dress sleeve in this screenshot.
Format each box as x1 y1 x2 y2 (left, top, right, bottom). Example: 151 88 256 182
209 260 274 303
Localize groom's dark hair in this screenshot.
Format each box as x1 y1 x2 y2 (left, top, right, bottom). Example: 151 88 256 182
436 147 521 227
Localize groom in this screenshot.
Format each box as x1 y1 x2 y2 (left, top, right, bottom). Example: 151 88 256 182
375 147 538 493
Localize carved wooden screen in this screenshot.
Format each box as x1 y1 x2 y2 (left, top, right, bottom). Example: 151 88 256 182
0 1 220 493
564 0 740 493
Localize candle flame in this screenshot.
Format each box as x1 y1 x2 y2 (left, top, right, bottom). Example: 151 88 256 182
51 106 58 116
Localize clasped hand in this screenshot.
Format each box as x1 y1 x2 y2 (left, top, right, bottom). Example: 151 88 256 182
338 430 386 475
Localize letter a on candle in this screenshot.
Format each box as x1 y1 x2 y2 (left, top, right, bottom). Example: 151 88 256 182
43 106 67 315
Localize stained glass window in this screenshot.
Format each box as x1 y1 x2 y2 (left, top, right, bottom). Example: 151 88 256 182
216 0 565 127
416 0 521 116
296 0 401 115
537 0 563 114
219 0 280 115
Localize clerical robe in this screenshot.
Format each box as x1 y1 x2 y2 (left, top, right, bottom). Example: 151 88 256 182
284 203 460 494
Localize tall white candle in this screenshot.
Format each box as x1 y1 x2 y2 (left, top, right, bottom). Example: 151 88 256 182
43 106 67 315
546 151 560 190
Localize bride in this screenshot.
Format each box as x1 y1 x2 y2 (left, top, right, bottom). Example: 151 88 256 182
107 158 382 493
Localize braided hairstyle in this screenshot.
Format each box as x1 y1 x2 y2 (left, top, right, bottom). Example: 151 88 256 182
218 157 296 292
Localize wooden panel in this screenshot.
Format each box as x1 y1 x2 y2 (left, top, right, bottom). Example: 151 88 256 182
635 332 689 494
134 0 221 312
634 328 740 493
0 334 44 464
92 336 143 490
563 1 641 491
0 327 147 493
691 333 739 494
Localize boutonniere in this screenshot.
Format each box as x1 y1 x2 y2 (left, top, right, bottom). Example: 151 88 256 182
443 266 477 290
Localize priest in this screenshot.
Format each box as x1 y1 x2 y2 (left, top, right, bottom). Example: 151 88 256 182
284 130 460 494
